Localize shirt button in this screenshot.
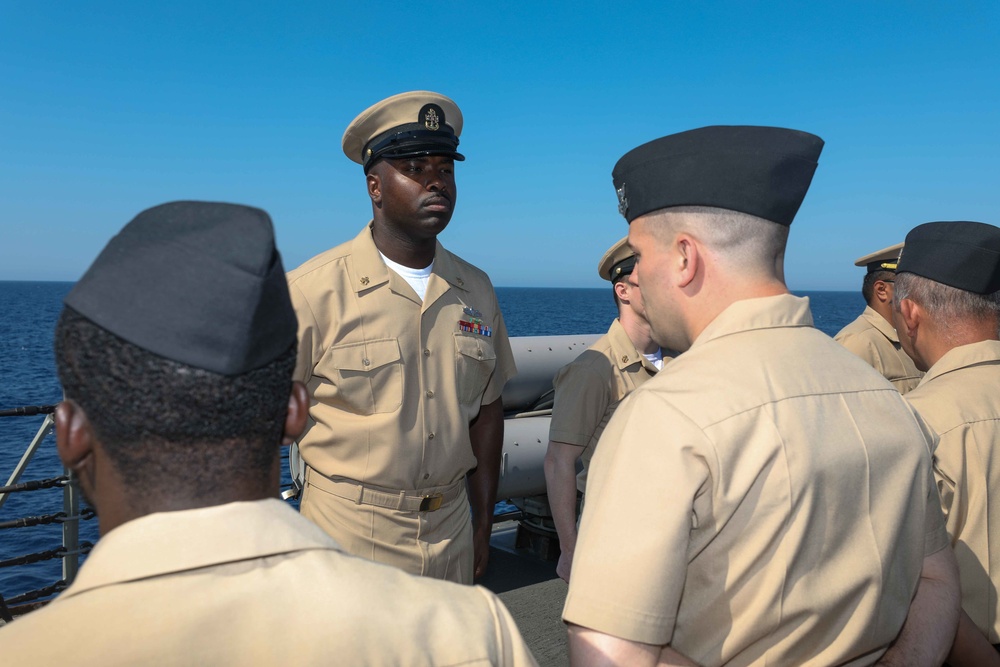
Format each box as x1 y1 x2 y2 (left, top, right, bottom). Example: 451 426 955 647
428 432 435 440
426 390 434 398
423 473 430 480
423 349 431 357
362 358 370 366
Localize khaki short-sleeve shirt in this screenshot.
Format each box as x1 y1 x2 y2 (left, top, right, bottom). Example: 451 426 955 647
564 294 948 666
835 306 923 393
905 340 1000 642
0 500 538 666
288 224 517 490
549 318 659 493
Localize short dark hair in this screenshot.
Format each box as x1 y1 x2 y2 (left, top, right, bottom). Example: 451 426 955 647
54 307 296 497
862 270 895 304
610 272 631 307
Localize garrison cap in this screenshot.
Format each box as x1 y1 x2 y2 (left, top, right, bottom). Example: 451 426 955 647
64 201 297 375
896 221 1000 294
597 237 636 283
855 242 903 274
612 126 824 225
342 91 465 172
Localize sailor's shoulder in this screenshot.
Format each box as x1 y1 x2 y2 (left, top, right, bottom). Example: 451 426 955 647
437 245 497 290
287 240 353 286
834 313 876 342
298 554 524 655
907 364 1000 433
558 333 616 375
835 321 891 361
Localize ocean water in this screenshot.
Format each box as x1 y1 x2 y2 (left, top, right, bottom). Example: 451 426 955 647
0 282 863 602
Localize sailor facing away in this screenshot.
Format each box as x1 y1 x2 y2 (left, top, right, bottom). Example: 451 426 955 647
835 241 924 393
563 126 960 666
544 236 666 583
894 221 1000 666
288 91 516 584
0 201 537 667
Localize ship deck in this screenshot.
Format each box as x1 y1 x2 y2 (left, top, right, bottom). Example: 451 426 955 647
481 522 568 667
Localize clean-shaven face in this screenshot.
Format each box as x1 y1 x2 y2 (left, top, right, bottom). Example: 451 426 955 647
621 272 648 320
627 216 690 352
374 155 457 241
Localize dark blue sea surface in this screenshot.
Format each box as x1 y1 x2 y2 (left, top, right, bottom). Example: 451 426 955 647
0 282 863 601
1 282 74 603
497 287 861 338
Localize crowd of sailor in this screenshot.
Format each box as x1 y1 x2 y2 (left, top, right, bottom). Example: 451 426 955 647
0 90 998 667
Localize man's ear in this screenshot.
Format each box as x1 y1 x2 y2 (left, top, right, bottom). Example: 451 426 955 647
55 400 95 476
874 280 892 304
281 381 310 446
897 298 921 337
367 170 382 205
676 234 700 289
613 279 630 303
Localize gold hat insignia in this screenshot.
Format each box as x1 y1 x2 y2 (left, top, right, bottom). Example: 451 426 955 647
424 108 440 131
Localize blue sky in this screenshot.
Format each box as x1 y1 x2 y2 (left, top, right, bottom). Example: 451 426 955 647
2 1 998 290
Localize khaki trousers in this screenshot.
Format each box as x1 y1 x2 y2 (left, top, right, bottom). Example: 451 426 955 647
300 469 474 584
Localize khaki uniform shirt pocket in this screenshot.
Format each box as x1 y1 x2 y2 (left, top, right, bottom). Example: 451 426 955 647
454 334 497 406
321 339 403 415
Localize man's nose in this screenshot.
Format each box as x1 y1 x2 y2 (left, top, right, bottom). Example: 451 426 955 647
426 173 447 191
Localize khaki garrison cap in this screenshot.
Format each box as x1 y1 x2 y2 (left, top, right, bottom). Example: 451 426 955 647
854 242 903 274
342 91 465 172
597 237 636 283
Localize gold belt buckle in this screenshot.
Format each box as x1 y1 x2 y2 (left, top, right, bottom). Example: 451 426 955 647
419 493 444 512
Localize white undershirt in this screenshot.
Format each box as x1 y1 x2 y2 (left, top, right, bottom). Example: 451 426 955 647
643 349 664 371
380 253 433 301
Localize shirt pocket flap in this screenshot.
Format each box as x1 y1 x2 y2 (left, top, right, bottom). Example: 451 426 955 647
329 339 401 373
454 334 497 363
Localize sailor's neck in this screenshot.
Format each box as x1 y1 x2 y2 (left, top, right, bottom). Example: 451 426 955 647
97 471 280 536
371 226 437 269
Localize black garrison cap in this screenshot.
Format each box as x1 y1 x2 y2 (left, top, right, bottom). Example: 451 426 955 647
612 126 824 225
64 201 297 375
896 221 1000 294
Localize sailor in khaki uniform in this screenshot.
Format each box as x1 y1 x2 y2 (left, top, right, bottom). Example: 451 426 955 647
0 202 537 666
543 237 663 583
288 91 516 584
562 127 961 666
893 221 1000 664
835 242 923 392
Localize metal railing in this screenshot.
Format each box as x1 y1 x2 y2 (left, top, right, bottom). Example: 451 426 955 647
1 406 94 620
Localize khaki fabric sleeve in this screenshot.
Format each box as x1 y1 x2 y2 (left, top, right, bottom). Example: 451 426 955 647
475 587 540 666
923 466 951 557
904 404 951 556
549 363 610 447
288 280 322 384
908 408 951 556
933 441 960 528
563 390 710 646
481 290 517 405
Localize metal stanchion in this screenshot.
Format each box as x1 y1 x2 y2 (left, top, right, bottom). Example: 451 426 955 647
61 470 81 584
